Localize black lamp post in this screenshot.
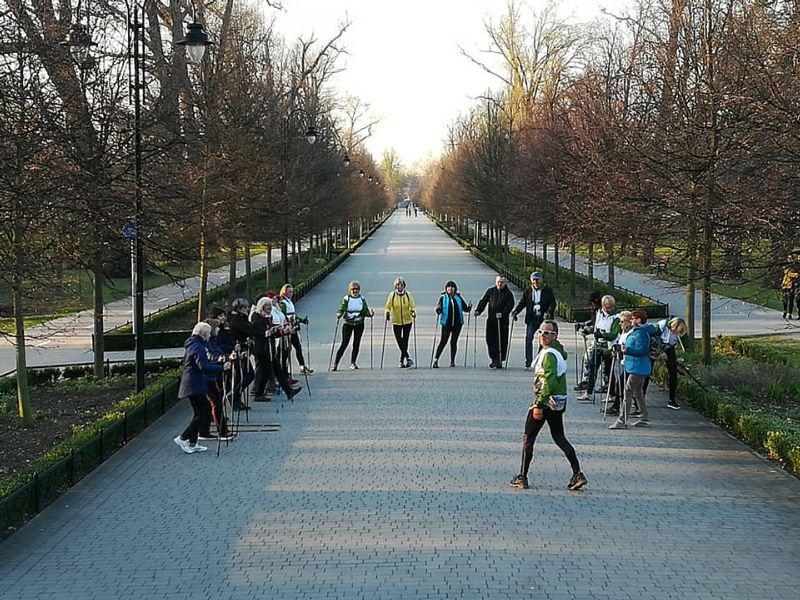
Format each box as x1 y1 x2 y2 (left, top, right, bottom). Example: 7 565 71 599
281 108 317 283
63 8 212 393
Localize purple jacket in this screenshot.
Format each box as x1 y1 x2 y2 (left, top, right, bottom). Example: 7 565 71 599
178 335 224 398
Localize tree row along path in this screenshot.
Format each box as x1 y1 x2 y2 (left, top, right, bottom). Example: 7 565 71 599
1 211 798 599
0 249 287 374
505 235 797 338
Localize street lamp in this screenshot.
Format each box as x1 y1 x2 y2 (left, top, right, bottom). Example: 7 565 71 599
343 154 351 168
358 169 365 178
176 21 214 64
60 22 97 66
281 108 318 283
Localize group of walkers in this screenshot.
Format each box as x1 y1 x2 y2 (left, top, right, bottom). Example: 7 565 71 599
172 262 688 495
174 284 309 454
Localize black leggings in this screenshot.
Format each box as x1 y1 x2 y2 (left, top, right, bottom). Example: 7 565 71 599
392 323 413 360
783 290 795 317
435 324 462 362
290 331 306 366
335 322 365 365
521 406 580 477
181 394 211 445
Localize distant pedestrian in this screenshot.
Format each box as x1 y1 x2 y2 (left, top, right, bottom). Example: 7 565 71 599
512 271 556 369
385 277 417 368
474 275 515 368
175 322 227 454
433 280 472 368
781 258 799 319
510 320 587 490
333 281 374 370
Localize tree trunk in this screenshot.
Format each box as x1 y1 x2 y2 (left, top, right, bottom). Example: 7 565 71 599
570 243 577 298
605 242 615 287
92 255 105 379
13 285 33 426
588 242 595 282
197 223 208 321
701 224 713 363
554 240 560 284
542 237 548 265
685 219 697 348
244 243 252 300
523 237 528 271
266 242 272 289
228 244 237 304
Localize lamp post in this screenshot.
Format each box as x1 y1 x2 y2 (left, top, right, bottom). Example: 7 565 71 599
281 108 317 283
64 7 212 393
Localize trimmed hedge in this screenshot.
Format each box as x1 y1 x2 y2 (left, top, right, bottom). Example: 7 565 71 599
1 370 181 537
653 361 800 474
432 217 667 322
100 212 391 351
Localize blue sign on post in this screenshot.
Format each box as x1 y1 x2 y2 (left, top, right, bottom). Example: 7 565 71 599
122 224 136 240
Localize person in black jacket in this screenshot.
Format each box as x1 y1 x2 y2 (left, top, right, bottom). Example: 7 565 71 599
474 275 515 369
512 271 556 369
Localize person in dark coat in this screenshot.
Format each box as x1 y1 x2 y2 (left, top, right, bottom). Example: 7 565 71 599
474 275 515 369
512 271 556 369
433 280 472 368
175 322 227 454
226 299 255 410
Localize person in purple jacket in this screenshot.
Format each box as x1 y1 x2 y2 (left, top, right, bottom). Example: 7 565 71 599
174 322 229 454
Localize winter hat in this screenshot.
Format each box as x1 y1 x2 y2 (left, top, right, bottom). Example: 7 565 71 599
530 271 543 281
445 280 458 291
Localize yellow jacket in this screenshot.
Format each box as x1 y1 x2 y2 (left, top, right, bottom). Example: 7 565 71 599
385 291 416 325
781 268 799 291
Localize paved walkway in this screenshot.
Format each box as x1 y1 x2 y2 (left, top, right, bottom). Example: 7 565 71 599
1 212 798 599
0 251 280 374
507 235 799 338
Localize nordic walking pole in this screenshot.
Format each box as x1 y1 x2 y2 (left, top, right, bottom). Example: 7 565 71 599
299 327 311 397
305 320 312 368
473 312 478 368
504 317 516 370
412 316 419 369
429 317 440 368
370 315 374 370
463 311 471 368
574 325 580 375
328 317 341 371
380 316 388 370
496 313 502 368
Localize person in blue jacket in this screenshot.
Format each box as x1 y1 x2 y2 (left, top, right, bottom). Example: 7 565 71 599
175 322 229 453
433 281 472 368
609 310 652 430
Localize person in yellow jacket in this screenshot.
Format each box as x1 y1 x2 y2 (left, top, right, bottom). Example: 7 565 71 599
385 277 417 368
781 258 799 319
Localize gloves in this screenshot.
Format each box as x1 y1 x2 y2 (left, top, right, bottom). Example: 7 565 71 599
386 312 391 322
593 330 603 341
474 311 482 317
495 312 502 319
336 312 342 319
512 312 518 322
574 323 582 332
435 307 442 315
223 361 232 371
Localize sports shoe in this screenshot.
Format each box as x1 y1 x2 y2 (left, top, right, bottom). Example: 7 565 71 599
299 365 314 375
287 387 302 401
603 408 620 417
630 411 643 418
523 364 531 370
287 378 299 385
632 419 650 427
667 400 681 410
331 363 338 372
349 363 359 370
198 433 218 441
189 444 208 453
609 419 627 430
573 381 587 391
489 362 499 369
567 472 588 491
432 359 439 369
217 433 236 442
509 474 529 489
406 358 414 368
399 360 407 368
253 395 272 403
449 361 456 368
577 393 593 403
174 436 192 453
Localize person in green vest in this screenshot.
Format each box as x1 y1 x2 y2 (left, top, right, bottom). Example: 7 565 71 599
510 320 587 491
332 281 374 371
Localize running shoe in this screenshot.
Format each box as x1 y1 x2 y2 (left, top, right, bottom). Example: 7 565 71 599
432 359 439 369
174 436 191 453
349 363 359 370
287 387 302 401
631 419 650 427
197 433 218 441
406 358 414 368
609 419 627 430
577 393 593 403
509 474 529 489
667 400 681 410
187 443 208 453
567 472 588 491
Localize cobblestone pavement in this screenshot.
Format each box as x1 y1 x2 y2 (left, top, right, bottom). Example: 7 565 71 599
1 212 798 600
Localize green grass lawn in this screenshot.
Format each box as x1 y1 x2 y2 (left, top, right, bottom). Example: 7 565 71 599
574 244 783 311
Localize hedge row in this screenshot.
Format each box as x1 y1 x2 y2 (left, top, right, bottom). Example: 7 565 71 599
100 212 391 351
432 217 667 322
1 370 181 537
713 335 799 369
653 362 800 474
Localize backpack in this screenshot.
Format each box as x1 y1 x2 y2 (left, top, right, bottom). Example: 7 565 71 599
648 328 666 359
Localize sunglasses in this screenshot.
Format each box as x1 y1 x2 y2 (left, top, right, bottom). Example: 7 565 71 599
538 330 556 336
350 288 360 291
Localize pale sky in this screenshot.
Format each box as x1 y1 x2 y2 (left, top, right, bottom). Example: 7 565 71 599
272 0 628 169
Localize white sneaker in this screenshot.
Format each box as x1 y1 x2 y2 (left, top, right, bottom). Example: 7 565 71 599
577 393 593 403
608 420 627 430
631 419 650 428
174 436 193 454
189 444 208 452
349 363 358 370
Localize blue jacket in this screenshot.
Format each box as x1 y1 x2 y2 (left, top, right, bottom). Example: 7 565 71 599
437 293 470 327
623 326 653 376
178 335 224 398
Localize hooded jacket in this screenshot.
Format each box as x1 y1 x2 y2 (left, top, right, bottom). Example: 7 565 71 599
338 295 371 326
178 334 224 398
436 292 470 327
622 326 653 376
385 290 417 326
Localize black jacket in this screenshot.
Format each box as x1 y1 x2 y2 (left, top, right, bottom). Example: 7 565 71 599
229 312 253 345
513 285 556 324
476 286 515 320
